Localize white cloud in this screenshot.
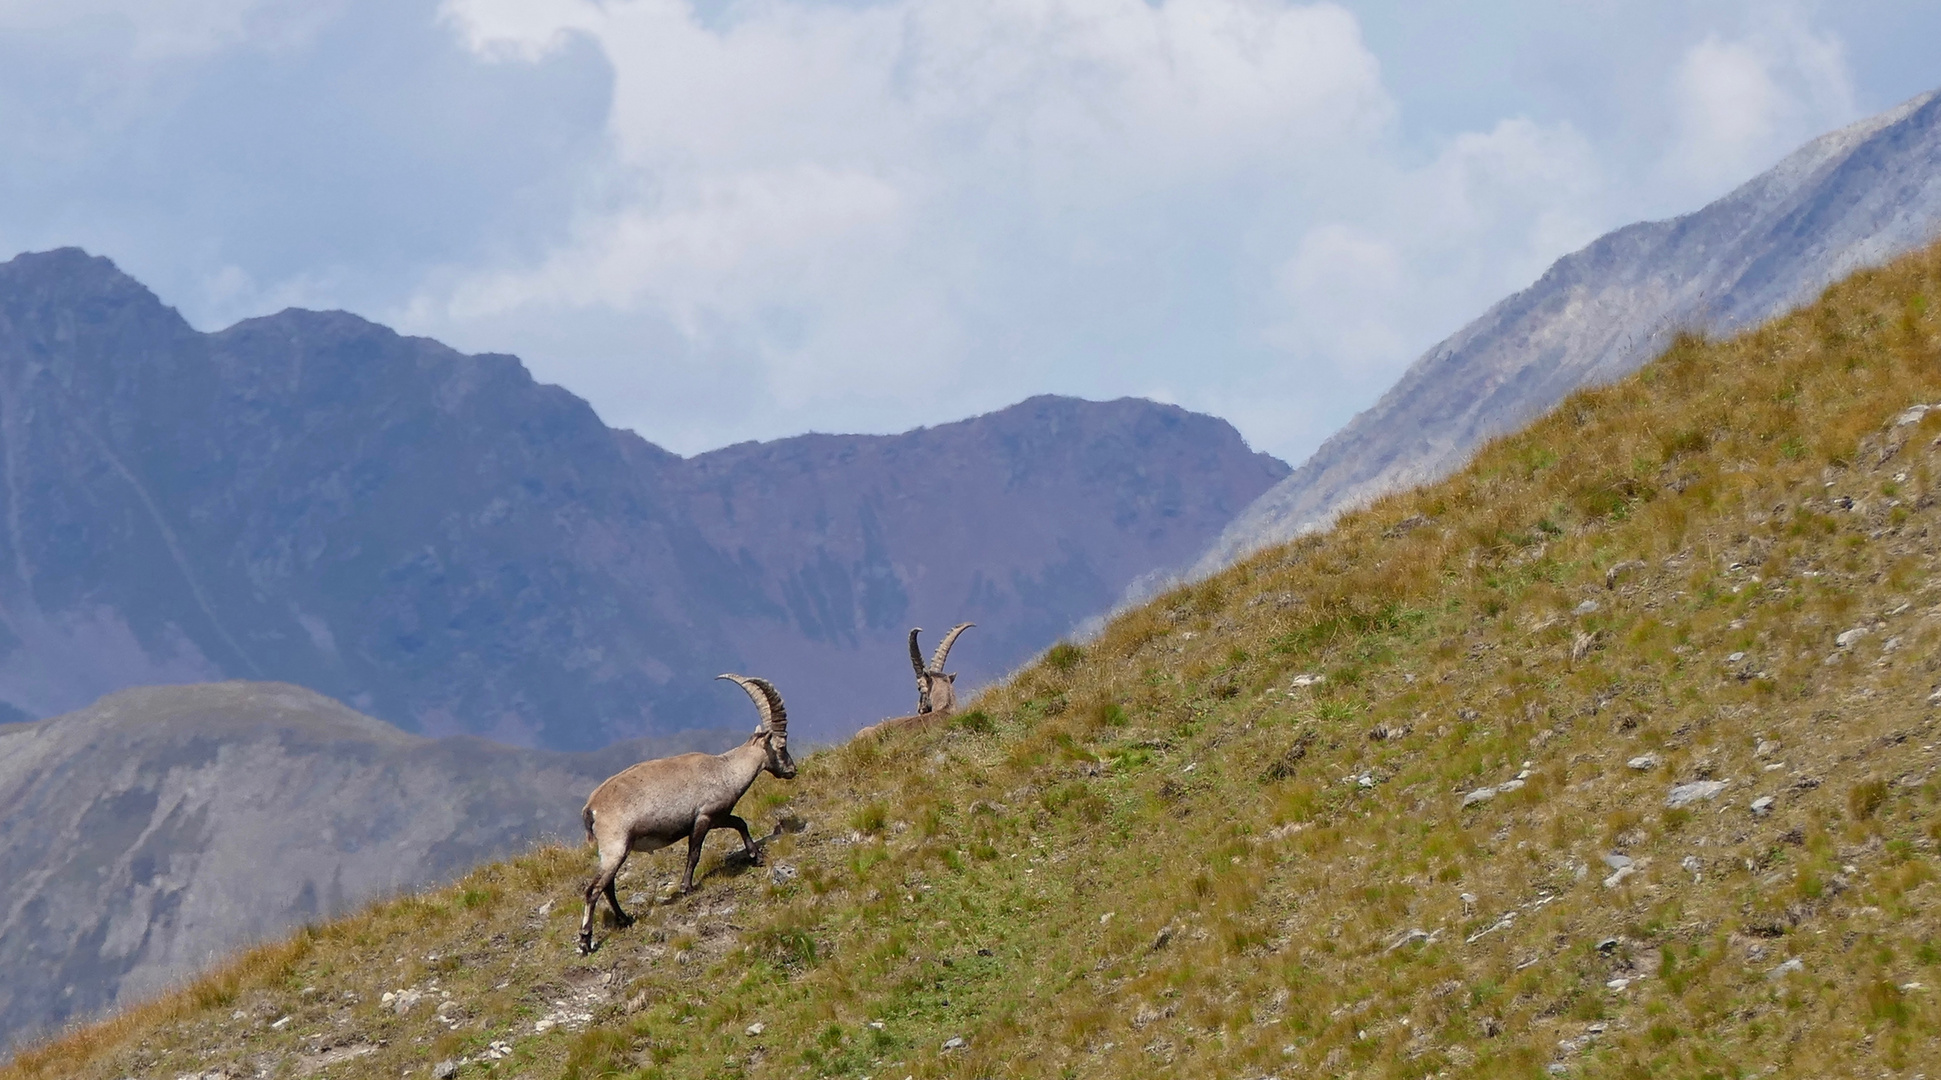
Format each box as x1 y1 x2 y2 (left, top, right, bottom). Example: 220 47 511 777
1662 11 1856 193
412 0 1396 444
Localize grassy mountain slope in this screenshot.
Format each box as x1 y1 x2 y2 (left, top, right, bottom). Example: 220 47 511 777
13 243 1941 1079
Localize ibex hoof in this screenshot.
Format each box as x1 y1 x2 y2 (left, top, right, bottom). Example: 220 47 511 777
614 913 636 929
576 936 595 956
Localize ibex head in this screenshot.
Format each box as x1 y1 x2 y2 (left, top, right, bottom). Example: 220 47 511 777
908 623 974 714
717 674 796 779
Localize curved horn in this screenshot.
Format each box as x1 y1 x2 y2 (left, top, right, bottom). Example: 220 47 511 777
749 676 788 736
929 622 975 673
716 673 775 732
909 627 926 680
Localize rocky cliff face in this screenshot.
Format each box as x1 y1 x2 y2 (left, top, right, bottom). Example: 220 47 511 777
0 681 732 1049
0 251 1287 746
1202 88 1941 571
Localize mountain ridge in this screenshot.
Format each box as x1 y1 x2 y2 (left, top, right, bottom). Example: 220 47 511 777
0 249 1286 746
1200 86 1941 573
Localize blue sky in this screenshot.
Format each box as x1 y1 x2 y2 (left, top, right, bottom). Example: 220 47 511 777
2 1 1937 464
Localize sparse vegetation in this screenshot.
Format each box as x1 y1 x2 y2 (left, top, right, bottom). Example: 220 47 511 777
11 246 1941 1078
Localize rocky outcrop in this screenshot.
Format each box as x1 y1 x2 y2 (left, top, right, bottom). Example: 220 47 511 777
0 250 1287 746
1202 88 1941 571
0 681 732 1049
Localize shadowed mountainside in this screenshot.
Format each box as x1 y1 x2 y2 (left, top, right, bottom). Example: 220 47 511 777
0 681 734 1049
1202 86 1941 573
0 250 1286 747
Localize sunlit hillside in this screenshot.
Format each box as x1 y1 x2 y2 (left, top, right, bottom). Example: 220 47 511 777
11 240 1941 1080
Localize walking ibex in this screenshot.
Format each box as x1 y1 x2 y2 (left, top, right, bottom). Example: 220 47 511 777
577 674 796 954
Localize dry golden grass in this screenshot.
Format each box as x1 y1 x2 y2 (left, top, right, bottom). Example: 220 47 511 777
11 243 1941 1079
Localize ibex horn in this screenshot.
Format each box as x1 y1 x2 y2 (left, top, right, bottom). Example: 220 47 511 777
929 622 974 673
717 673 776 732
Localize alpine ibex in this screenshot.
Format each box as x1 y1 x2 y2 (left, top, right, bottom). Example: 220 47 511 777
577 674 796 954
854 623 975 740
911 623 973 714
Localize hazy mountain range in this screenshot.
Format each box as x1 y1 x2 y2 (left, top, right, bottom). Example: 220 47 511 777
0 248 1287 748
1201 87 1941 571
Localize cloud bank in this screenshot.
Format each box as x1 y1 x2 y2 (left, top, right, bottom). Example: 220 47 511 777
0 0 1926 463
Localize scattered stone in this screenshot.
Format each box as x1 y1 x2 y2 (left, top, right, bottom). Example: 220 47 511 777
1666 780 1729 809
1462 787 1498 807
1755 739 1780 758
1605 978 1631 990
1726 651 1746 662
534 899 553 917
745 1022 766 1037
1602 853 1633 870
433 1061 459 1080
1895 404 1934 426
1602 865 1636 889
1289 673 1326 688
1596 938 1619 953
770 863 799 886
1835 627 1871 648
1626 754 1659 771
270 1015 292 1029
942 1036 968 1051
1357 774 1377 789
1750 796 1776 817
1768 958 1804 979
1574 600 1600 616
1387 928 1433 952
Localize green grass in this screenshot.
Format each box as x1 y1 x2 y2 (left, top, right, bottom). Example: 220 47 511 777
12 245 1941 1079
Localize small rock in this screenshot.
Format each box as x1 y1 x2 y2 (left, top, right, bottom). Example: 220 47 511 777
1768 957 1804 979
1681 855 1702 876
1602 853 1633 870
1356 774 1376 788
1601 865 1636 889
270 1015 292 1029
1289 673 1326 688
942 1036 967 1051
770 863 799 886
1596 938 1619 953
1750 796 1775 816
1627 754 1659 771
1574 600 1600 616
1462 787 1498 807
1666 780 1728 808
1835 626 1870 648
534 899 553 916
1605 977 1630 990
1754 739 1779 758
1498 778 1525 794
433 1062 459 1080
1895 404 1933 426
745 1022 766 1036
